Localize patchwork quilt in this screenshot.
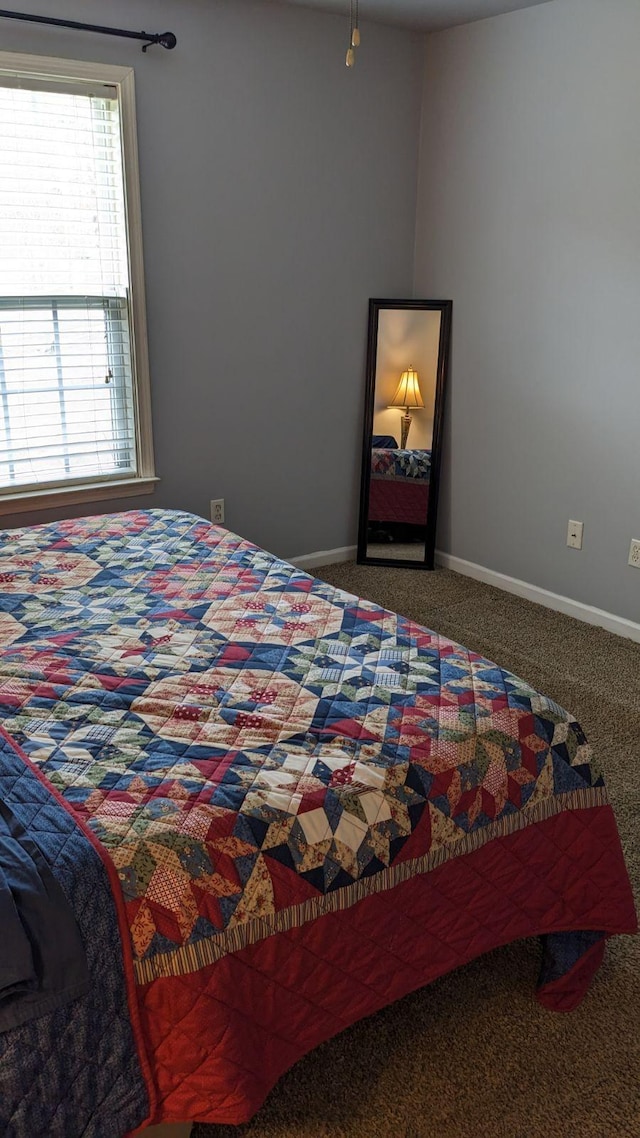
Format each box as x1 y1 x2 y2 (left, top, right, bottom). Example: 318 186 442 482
0 508 635 1132
371 446 431 481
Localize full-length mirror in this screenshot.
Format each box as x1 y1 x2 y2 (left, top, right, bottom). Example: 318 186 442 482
358 299 452 569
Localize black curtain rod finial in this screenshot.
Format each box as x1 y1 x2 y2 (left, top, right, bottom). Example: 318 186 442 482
142 31 177 52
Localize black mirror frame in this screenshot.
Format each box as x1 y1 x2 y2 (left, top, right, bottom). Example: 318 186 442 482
357 298 452 571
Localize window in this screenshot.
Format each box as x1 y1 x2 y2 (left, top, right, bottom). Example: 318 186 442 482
0 53 156 512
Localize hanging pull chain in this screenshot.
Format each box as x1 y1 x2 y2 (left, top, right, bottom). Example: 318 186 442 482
352 0 360 46
346 0 361 67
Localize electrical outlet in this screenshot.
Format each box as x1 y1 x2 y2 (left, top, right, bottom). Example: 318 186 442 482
210 499 224 525
567 520 583 550
629 539 640 568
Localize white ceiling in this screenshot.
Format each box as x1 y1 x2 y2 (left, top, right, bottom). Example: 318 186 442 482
278 0 553 32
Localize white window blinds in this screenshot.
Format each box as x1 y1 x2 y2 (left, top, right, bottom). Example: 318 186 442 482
0 77 139 493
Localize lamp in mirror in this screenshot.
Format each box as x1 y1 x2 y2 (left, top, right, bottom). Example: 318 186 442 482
388 366 424 448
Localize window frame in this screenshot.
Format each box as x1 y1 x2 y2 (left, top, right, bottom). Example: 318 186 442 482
0 51 157 516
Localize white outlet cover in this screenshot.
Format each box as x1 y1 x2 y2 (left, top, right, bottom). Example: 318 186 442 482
629 539 640 568
210 499 225 524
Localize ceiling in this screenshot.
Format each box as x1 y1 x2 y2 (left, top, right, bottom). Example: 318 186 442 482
278 0 553 32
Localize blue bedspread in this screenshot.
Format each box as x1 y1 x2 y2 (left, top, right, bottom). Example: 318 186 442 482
0 793 89 1031
0 732 149 1138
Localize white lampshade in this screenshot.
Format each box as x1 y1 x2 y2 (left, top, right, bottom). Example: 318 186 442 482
389 367 424 409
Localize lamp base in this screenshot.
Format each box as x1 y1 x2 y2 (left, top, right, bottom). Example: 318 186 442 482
400 412 412 449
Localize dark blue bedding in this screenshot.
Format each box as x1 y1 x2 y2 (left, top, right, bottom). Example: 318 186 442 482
0 796 88 1031
0 732 149 1138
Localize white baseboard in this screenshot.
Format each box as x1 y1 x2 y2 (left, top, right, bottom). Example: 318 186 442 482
290 544 357 570
436 551 640 644
287 542 640 644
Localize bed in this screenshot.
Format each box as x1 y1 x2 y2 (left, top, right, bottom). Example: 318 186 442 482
0 508 635 1136
369 446 431 527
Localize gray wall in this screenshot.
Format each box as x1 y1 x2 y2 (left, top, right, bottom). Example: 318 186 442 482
415 0 640 622
0 0 424 557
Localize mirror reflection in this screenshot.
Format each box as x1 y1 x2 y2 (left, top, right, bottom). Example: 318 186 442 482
366 306 443 563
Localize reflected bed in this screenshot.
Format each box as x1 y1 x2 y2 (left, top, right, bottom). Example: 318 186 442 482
369 445 431 527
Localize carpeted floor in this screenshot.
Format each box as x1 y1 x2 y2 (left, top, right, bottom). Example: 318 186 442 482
364 542 425 561
194 563 640 1138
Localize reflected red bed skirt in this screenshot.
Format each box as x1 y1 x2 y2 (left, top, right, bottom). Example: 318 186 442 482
369 478 429 526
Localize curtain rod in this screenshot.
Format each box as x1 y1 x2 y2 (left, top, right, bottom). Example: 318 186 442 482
0 9 177 51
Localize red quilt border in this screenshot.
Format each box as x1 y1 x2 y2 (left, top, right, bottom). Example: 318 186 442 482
135 802 637 1126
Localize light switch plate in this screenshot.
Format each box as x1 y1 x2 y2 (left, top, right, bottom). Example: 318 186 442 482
567 520 583 550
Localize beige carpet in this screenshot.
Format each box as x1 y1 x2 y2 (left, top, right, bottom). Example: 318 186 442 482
195 563 640 1138
364 543 426 561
